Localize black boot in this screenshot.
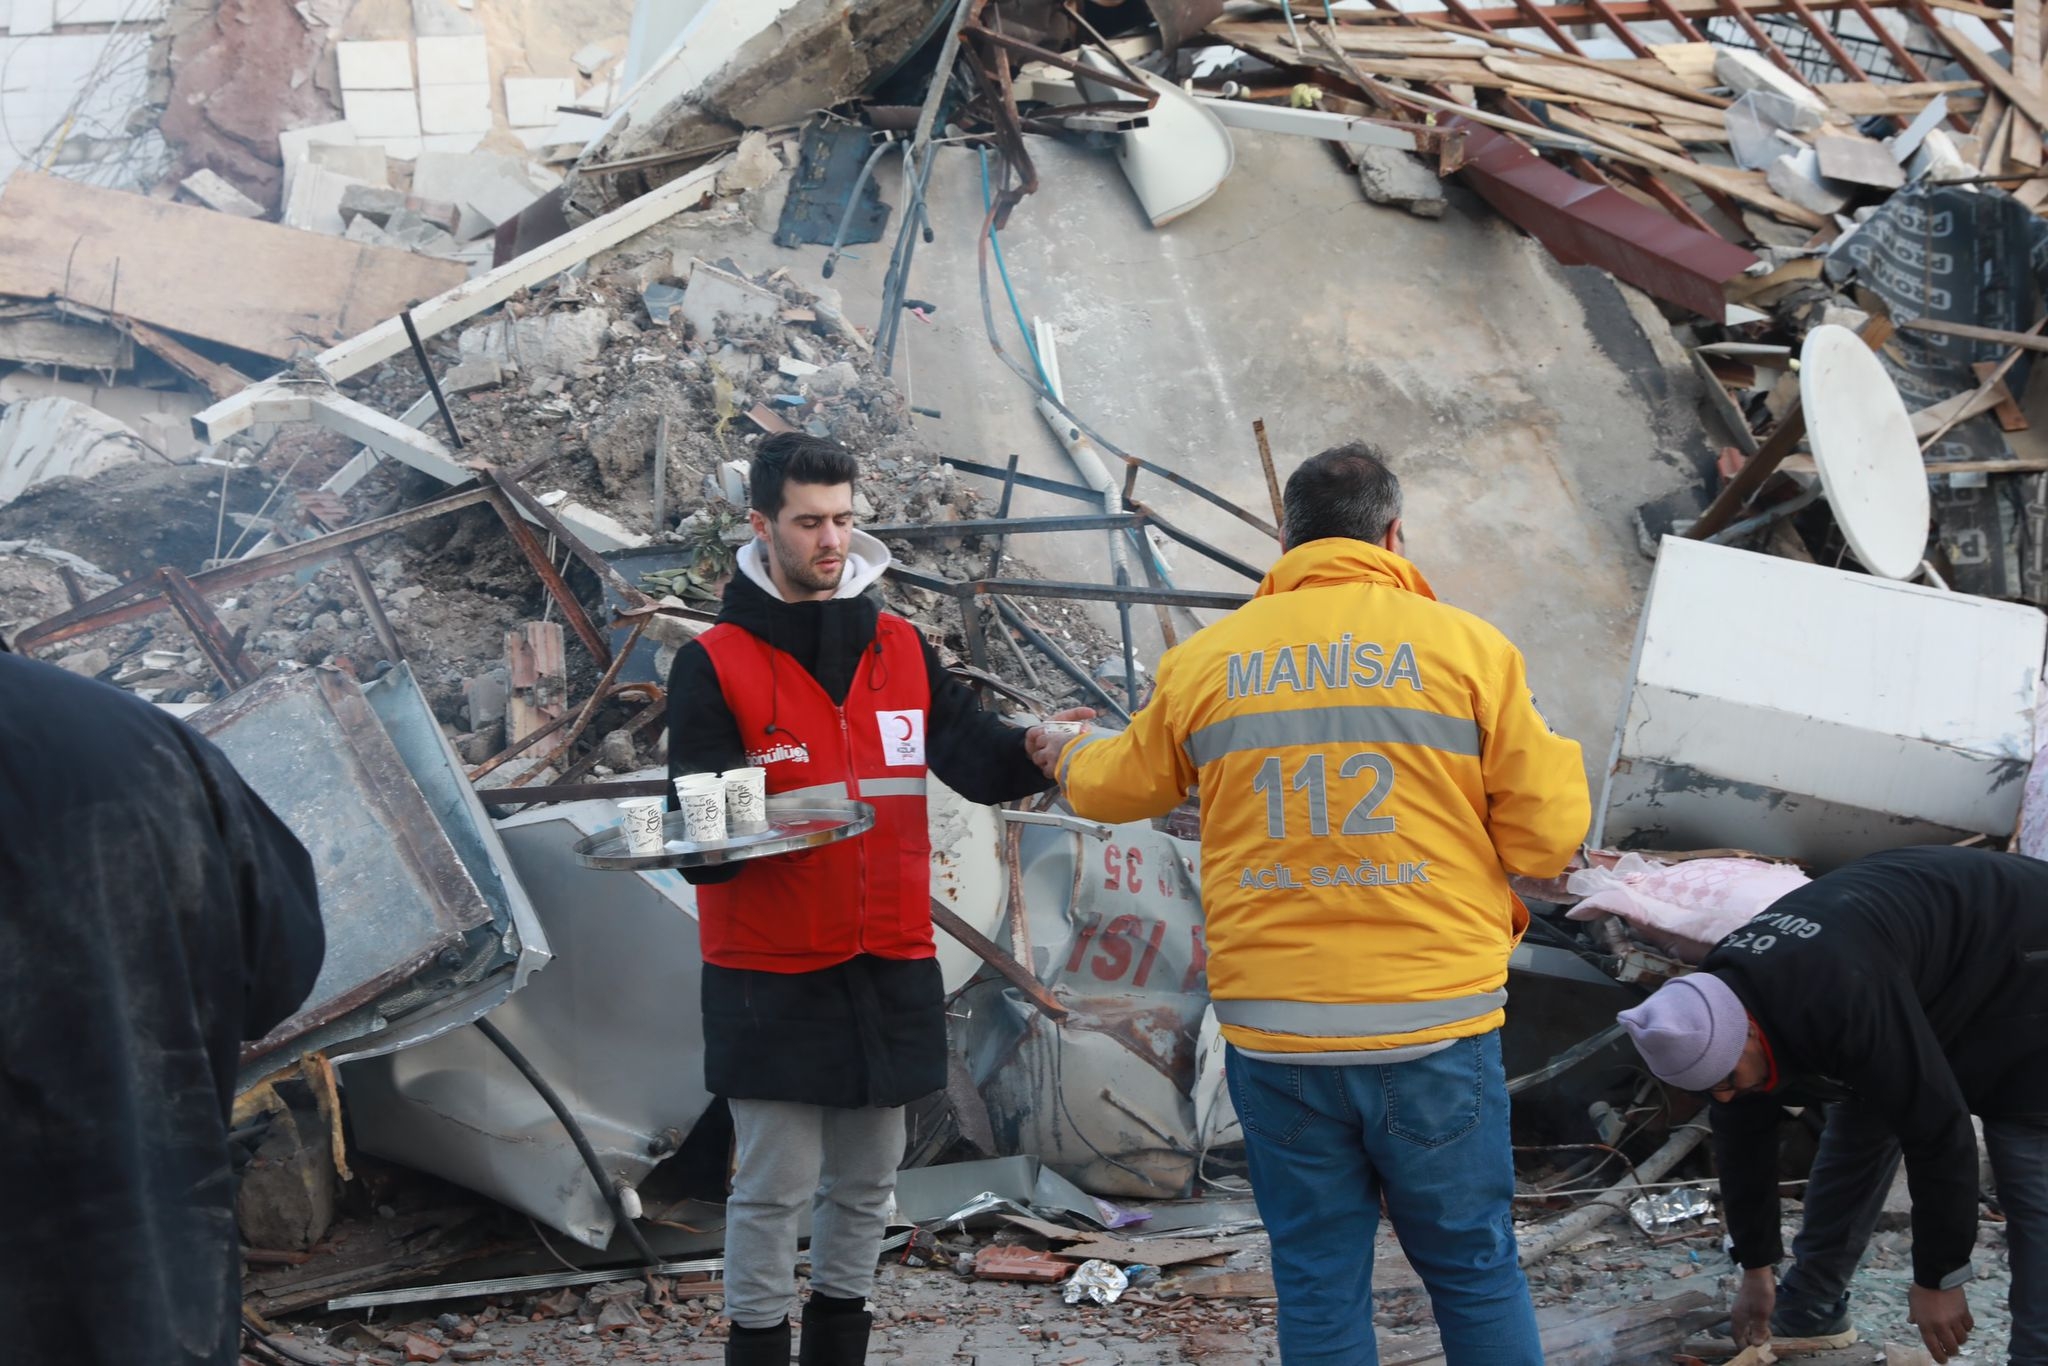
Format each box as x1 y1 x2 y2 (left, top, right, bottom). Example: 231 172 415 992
726 1317 791 1365
797 1294 871 1366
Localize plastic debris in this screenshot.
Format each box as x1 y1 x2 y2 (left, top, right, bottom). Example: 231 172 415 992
1628 1186 1714 1234
1062 1259 1130 1306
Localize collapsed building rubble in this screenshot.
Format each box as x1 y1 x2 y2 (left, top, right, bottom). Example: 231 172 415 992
5 0 2048 1361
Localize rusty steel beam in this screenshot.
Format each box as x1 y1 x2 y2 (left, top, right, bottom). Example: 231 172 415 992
485 468 650 609
160 566 253 690
13 487 498 656
1780 0 1870 77
1713 0 1819 86
930 896 1068 1023
1614 163 1724 236
338 548 406 668
1583 0 1659 55
480 486 613 670
1505 0 1591 54
1448 119 1758 319
1645 0 1712 40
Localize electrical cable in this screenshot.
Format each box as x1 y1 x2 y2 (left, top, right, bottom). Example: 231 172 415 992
473 1017 663 1269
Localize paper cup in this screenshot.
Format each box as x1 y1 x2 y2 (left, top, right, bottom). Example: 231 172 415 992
679 786 728 843
616 796 667 856
674 771 721 802
721 767 768 834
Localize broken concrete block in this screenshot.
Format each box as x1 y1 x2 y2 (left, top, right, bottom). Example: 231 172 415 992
1714 47 1828 125
504 75 575 128
56 648 110 678
412 151 541 240
306 140 390 188
573 40 613 76
420 82 493 136
1347 145 1446 219
459 309 609 377
343 215 391 247
557 501 648 551
681 260 779 340
336 39 414 91
1766 148 1852 217
601 729 637 772
339 183 409 227
0 397 151 506
282 162 377 236
442 358 503 394
381 207 462 256
180 168 265 218
717 130 781 196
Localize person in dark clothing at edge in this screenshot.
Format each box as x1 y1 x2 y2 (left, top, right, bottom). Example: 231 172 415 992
1617 846 2048 1366
0 640 325 1366
664 433 1091 1366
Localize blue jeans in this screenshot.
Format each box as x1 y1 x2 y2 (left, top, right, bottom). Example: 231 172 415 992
1224 1031 1541 1366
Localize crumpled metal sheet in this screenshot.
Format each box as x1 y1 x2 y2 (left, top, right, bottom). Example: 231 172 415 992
1063 1259 1129 1306
196 665 547 1090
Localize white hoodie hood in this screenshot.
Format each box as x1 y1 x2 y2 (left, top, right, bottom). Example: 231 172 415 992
736 527 893 602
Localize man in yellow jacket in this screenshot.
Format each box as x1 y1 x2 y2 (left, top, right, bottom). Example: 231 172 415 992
1030 443 1588 1365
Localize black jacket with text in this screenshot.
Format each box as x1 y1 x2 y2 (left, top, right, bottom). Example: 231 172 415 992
1705 845 2048 1290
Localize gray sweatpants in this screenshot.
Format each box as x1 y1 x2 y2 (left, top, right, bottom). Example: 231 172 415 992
724 1099 905 1329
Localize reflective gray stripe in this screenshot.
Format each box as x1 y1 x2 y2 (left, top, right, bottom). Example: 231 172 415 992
1237 1040 1455 1066
1057 729 1117 786
857 777 928 799
776 782 850 803
1184 705 1480 768
1213 990 1506 1037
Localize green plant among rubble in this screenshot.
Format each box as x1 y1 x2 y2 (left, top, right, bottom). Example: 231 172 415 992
638 503 752 602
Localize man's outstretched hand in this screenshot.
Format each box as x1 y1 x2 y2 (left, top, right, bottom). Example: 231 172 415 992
1025 708 1097 780
1909 1283 1974 1362
1731 1267 1776 1347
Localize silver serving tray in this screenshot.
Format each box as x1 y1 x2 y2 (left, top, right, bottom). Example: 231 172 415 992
572 796 875 871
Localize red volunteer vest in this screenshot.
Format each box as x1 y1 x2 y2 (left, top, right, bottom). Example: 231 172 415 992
694 613 934 972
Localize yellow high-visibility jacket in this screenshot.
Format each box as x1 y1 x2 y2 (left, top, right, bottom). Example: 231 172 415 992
1058 539 1589 1056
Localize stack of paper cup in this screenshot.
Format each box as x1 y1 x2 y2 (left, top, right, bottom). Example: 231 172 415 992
673 772 728 843
616 796 667 856
722 767 768 835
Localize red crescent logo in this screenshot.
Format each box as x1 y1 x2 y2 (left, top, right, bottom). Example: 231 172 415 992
893 715 914 741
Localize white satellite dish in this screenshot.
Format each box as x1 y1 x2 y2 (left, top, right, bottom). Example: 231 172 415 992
1798 323 1931 580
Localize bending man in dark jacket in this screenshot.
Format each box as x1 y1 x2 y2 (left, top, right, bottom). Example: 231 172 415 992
1617 846 2048 1365
0 645 324 1365
665 434 1087 1366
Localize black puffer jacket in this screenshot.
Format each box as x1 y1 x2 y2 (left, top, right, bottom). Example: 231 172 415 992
665 557 1049 1107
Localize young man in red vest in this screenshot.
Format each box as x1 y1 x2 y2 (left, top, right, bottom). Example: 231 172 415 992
666 433 1088 1366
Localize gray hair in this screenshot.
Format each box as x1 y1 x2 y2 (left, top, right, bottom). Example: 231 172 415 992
1282 443 1403 548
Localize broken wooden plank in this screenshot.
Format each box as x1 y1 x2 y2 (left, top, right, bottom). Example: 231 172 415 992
1938 24 2048 141
1902 317 2048 352
1483 54 1728 123
1816 79 1981 117
1973 359 2031 429
505 622 568 754
1409 18 1730 105
1545 107 1829 226
0 172 465 363
1651 41 1722 88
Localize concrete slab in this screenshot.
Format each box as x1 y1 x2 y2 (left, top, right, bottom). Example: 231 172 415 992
418 82 491 134
281 162 375 236
180 168 265 218
342 88 421 141
306 142 389 187
504 74 574 127
420 131 487 156
336 39 413 91
415 33 487 87
613 133 1715 789
411 150 537 235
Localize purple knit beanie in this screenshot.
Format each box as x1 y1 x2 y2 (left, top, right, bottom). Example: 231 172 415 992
1616 974 1748 1092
